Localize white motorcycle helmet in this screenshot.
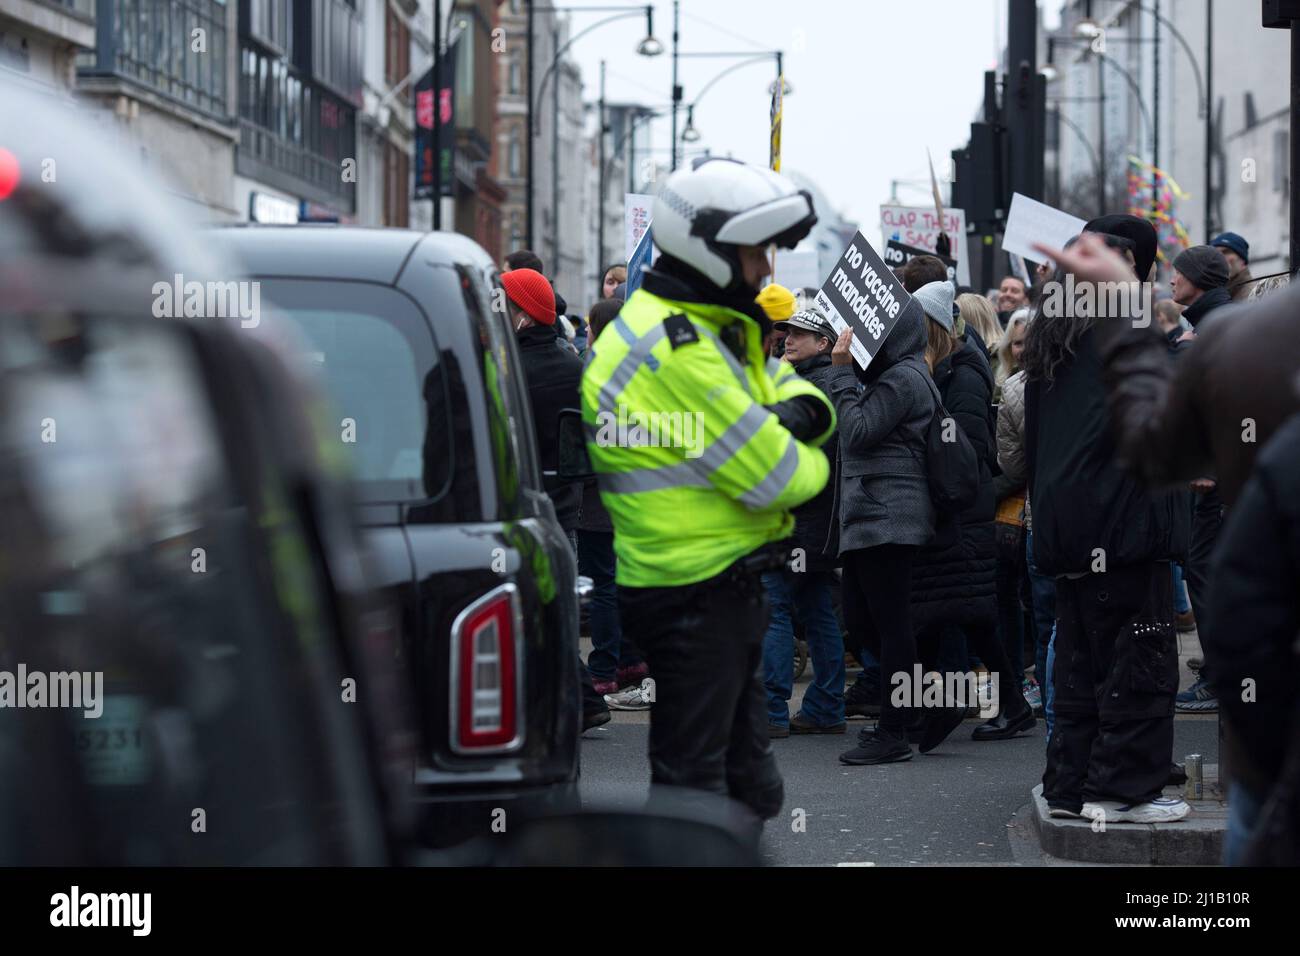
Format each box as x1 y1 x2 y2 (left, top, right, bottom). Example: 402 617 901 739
652 157 817 294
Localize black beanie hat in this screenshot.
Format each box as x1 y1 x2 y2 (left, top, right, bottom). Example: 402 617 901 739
1083 214 1159 281
1173 245 1231 291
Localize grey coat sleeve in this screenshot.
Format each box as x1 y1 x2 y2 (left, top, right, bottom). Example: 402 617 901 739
825 363 920 458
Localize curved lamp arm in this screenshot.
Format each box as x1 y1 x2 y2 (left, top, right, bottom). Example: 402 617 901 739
533 9 645 134
1109 2 1207 118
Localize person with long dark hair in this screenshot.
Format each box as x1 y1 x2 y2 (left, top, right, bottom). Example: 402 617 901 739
1023 216 1190 825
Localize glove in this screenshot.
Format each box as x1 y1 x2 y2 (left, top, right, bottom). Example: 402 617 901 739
765 395 831 442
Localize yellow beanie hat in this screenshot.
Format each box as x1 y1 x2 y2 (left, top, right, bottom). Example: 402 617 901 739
756 283 796 322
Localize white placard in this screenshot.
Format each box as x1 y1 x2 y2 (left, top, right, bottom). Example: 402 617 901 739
1001 193 1087 263
624 193 654 261
773 248 822 292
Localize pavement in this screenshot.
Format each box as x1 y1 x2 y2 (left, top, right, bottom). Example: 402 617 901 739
578 624 1223 866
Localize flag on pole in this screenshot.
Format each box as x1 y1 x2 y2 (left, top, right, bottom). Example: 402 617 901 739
769 74 783 173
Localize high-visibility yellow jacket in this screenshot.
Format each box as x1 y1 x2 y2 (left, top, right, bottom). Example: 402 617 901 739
581 282 835 588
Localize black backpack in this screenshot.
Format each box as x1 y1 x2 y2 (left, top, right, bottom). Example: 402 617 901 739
907 364 980 516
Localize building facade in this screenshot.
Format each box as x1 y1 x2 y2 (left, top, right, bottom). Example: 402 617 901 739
1048 0 1290 277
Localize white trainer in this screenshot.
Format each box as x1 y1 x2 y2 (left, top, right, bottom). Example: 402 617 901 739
1081 797 1191 824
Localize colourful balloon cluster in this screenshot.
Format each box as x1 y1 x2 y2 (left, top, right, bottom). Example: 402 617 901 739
1125 155 1192 265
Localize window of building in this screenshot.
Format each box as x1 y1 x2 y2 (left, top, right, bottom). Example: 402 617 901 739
385 3 410 92
507 55 520 95
508 127 520 178
80 0 229 117
385 141 410 227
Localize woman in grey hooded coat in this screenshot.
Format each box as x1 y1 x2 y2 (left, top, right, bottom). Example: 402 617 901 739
824 297 935 765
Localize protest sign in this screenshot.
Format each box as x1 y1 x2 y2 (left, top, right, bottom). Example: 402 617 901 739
813 232 913 370
1001 193 1086 263
883 239 957 284
626 225 653 296
880 204 970 286
773 248 821 291
624 193 654 260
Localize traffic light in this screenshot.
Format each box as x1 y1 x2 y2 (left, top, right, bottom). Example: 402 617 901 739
951 121 1004 228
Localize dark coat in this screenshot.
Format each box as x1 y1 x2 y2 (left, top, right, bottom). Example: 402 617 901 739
1092 278 1300 509
789 352 839 569
1181 285 1232 329
909 336 998 631
1025 328 1187 576
517 324 584 531
826 298 936 553
1207 408 1300 799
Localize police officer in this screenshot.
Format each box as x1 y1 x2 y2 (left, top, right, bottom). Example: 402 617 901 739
580 158 834 822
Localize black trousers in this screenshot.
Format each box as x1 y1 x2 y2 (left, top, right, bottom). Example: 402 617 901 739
840 544 918 734
1043 562 1177 811
618 563 784 820
918 618 1029 718
1184 487 1224 680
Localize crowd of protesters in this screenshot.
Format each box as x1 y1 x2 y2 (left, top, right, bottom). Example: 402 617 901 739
499 195 1296 864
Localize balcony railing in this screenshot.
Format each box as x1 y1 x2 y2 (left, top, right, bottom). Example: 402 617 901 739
237 117 355 211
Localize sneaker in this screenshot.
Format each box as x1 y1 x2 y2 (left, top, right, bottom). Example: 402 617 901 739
1022 678 1043 715
767 722 790 739
1081 797 1190 824
844 676 881 718
919 704 967 754
839 726 912 765
591 678 619 696
790 712 846 734
605 679 653 711
1175 609 1196 633
1047 805 1082 819
1175 676 1218 713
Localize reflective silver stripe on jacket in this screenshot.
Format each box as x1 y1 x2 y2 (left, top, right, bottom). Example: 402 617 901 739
737 435 800 509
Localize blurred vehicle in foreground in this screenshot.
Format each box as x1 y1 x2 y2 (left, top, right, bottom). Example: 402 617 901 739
217 225 583 848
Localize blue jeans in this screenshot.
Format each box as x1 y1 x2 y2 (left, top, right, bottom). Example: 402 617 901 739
1171 563 1191 615
1224 783 1265 865
578 529 640 681
762 569 845 727
1044 621 1057 741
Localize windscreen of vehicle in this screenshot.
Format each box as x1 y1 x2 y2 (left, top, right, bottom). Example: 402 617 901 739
259 279 450 503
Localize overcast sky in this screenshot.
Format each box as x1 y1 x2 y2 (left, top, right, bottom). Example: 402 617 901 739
565 1 1064 231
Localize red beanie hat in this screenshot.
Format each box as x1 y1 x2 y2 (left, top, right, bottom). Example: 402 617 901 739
501 268 557 326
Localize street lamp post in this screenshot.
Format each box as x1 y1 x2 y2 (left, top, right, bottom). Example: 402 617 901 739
674 49 787 164
524 3 661 251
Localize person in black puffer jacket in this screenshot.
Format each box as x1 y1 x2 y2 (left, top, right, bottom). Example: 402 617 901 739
760 307 845 735
909 281 1035 746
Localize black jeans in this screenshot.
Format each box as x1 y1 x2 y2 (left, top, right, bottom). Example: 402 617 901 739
1043 562 1177 811
918 618 1029 718
1184 487 1224 681
618 562 784 820
840 544 918 734
996 525 1027 677
577 529 641 681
